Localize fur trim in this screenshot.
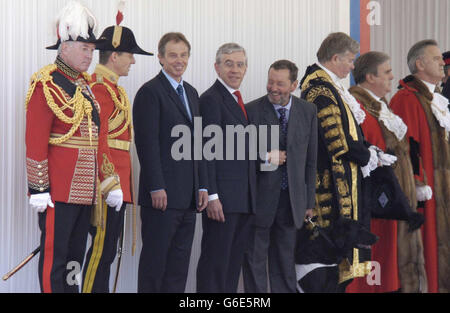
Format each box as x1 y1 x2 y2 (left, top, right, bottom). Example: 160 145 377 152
349 86 406 140
350 84 429 292
400 75 450 292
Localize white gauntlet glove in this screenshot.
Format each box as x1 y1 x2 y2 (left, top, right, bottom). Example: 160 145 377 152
361 146 379 178
29 192 54 213
416 185 433 202
377 151 397 166
105 189 123 212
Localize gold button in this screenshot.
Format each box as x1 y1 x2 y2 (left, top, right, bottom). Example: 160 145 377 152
38 172 43 177
39 180 44 184
37 165 42 169
39 187 44 192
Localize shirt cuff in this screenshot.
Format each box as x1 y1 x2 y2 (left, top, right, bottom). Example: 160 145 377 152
208 193 219 201
151 189 164 193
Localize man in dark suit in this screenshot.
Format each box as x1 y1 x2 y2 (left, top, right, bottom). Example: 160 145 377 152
242 60 318 292
133 32 208 293
196 43 257 293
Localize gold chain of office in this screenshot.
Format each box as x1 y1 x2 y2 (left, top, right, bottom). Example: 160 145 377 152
25 64 94 145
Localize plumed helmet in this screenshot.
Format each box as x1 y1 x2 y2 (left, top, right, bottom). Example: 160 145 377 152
46 0 104 50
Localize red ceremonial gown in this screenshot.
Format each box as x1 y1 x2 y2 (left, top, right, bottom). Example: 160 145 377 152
346 100 399 293
390 77 439 293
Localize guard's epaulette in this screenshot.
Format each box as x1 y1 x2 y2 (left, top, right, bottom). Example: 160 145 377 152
25 64 58 110
96 74 104 83
89 75 105 89
30 64 57 84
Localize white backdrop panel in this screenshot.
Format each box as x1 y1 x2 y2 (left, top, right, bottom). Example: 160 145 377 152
370 0 450 100
0 0 349 292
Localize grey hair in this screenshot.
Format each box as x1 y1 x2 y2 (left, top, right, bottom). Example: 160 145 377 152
317 32 360 63
407 39 438 74
57 40 74 56
215 43 247 65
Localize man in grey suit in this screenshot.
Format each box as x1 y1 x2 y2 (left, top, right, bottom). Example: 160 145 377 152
243 60 317 293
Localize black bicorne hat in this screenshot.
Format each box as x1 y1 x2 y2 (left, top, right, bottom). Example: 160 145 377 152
95 25 153 56
46 26 105 50
443 51 450 66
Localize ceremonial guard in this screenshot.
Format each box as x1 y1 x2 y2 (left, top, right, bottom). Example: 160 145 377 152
82 5 153 293
25 1 122 293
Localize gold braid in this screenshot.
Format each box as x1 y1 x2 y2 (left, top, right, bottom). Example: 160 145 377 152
90 82 131 139
25 64 93 145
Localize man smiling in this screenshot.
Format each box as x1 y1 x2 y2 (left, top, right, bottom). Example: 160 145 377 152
197 43 257 293
133 32 208 293
243 60 317 293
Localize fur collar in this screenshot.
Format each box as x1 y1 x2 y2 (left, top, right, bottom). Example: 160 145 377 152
398 75 433 102
349 85 407 140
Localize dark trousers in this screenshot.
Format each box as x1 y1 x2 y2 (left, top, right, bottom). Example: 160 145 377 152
138 206 196 293
38 202 91 293
243 189 297 293
196 212 252 293
82 203 126 293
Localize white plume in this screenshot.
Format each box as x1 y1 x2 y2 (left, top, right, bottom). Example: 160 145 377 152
56 1 97 42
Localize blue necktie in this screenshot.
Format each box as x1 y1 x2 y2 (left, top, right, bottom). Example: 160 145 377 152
278 108 288 190
177 84 191 120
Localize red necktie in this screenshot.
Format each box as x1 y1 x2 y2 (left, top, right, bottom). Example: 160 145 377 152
233 90 248 120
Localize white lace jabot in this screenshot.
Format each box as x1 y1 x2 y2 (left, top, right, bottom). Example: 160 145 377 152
317 63 366 125
362 87 407 140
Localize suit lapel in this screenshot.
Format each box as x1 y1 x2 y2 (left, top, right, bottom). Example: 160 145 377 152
158 71 193 124
260 97 281 152
185 85 198 117
214 80 248 125
287 97 300 146
261 96 279 125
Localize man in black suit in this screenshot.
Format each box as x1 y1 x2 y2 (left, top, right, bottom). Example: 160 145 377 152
242 60 318 292
196 43 257 293
133 32 208 293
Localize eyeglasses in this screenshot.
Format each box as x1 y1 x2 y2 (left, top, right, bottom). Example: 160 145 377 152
223 60 246 69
